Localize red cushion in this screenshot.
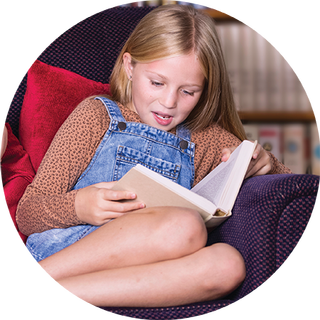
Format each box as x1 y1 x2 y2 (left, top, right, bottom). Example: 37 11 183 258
0 123 35 234
2 124 35 185
19 60 111 172
4 177 30 243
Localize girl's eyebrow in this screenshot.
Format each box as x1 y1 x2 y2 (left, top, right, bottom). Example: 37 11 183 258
146 71 203 88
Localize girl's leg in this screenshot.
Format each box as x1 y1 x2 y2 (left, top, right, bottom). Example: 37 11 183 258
40 206 207 280
59 243 246 307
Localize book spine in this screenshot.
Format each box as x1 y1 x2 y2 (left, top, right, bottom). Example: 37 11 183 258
220 23 241 111
283 124 308 174
258 124 283 162
243 124 259 141
238 24 254 112
311 123 320 175
146 0 161 6
266 40 284 111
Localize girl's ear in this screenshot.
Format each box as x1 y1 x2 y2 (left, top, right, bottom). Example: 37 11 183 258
123 52 133 80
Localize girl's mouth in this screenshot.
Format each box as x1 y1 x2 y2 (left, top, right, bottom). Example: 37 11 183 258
152 112 173 126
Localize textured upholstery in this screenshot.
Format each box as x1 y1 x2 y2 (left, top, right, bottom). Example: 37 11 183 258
6 6 154 138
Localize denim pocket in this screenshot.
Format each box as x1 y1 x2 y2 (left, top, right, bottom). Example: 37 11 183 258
114 145 181 182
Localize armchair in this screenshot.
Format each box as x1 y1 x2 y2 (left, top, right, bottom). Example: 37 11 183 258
2 6 318 319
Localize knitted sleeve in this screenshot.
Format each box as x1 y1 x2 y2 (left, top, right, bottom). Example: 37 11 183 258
16 98 109 236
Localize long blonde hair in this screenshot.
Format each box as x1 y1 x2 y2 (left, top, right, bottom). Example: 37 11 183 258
110 5 246 140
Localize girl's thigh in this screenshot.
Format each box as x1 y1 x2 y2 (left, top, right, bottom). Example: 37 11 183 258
26 224 100 262
38 206 207 279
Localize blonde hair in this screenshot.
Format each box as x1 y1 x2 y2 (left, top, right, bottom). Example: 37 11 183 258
110 5 246 140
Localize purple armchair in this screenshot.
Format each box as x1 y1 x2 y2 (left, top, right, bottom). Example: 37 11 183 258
4 6 318 319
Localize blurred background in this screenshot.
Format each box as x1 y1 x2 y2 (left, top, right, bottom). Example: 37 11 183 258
0 0 320 174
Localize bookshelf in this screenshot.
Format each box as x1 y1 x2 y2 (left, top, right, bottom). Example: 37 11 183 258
127 0 242 20
239 111 315 123
204 0 241 20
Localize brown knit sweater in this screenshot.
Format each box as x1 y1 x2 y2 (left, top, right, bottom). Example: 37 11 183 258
16 97 291 236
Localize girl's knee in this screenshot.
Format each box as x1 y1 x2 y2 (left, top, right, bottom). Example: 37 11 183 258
154 206 207 256
220 244 246 290
200 243 246 298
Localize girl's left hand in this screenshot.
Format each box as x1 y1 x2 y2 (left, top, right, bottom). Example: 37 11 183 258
221 143 272 179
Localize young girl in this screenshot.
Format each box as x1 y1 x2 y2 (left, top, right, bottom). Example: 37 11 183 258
16 5 291 307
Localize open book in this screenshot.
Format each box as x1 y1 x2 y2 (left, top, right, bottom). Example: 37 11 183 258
112 140 257 228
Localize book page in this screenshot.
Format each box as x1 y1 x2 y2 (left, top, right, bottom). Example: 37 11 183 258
191 157 236 206
191 140 256 212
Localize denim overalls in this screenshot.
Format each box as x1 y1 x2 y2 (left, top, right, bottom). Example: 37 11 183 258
27 97 195 262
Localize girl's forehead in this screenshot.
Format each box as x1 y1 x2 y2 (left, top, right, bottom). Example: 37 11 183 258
136 54 205 84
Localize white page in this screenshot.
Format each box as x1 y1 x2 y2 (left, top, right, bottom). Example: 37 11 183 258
191 156 236 206
191 140 256 212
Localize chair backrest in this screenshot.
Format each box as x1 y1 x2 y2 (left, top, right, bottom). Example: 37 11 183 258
6 6 154 137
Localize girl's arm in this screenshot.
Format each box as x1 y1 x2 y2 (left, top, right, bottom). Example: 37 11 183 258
16 98 143 236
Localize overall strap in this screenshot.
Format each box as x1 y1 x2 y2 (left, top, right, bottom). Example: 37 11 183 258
95 96 192 150
176 123 192 142
94 97 126 122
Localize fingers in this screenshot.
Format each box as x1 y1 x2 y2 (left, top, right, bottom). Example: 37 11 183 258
245 158 271 178
75 183 145 226
99 188 136 202
221 146 236 162
98 189 145 212
245 145 272 178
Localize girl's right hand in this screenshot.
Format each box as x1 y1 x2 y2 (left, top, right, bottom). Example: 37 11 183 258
75 181 145 225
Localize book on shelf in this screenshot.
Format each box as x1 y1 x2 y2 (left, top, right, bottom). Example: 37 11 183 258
283 124 308 174
310 123 320 175
217 23 241 111
146 0 160 6
243 124 259 141
258 125 283 162
112 140 257 228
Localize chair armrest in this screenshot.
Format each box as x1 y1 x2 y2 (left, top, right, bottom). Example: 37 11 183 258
207 173 319 300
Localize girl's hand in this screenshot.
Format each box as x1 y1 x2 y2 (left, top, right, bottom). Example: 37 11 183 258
221 143 272 179
75 181 145 225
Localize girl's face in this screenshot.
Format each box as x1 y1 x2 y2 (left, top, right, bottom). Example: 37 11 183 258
123 52 205 131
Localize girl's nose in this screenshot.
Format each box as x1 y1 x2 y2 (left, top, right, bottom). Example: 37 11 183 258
160 89 178 109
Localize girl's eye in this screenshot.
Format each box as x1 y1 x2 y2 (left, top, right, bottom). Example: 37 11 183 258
151 80 163 87
182 90 194 96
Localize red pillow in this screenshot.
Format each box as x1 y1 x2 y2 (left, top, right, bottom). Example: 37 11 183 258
19 60 111 172
1 124 35 185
